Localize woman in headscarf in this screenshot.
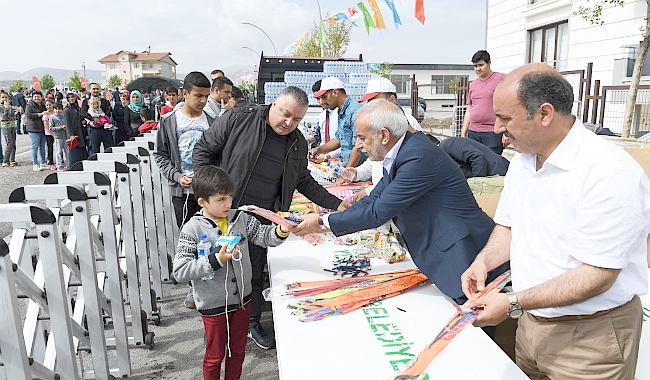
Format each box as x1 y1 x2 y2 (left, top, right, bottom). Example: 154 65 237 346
124 90 144 137
112 90 130 145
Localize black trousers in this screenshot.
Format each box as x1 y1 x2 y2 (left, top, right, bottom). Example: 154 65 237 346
247 242 267 325
468 130 504 156
45 135 54 164
172 194 200 228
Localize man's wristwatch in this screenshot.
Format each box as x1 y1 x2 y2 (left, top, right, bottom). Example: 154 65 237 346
507 291 523 319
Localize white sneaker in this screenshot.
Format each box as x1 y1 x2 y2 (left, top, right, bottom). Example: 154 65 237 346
33 164 42 171
40 163 49 170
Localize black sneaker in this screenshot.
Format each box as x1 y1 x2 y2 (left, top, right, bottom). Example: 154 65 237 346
247 323 275 349
183 289 195 309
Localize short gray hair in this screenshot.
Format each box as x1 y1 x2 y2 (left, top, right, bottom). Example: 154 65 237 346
278 86 309 107
518 72 574 119
357 99 408 138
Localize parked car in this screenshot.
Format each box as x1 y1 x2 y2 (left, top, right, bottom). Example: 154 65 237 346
396 97 425 123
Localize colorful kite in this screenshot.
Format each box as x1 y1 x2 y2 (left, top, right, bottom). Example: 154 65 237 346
394 270 512 379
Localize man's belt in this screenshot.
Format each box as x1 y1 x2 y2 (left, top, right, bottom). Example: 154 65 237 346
530 302 627 323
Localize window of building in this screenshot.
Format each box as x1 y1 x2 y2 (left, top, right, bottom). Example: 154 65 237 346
528 21 568 71
388 75 411 94
133 63 140 69
109 63 116 69
134 75 140 79
430 75 469 95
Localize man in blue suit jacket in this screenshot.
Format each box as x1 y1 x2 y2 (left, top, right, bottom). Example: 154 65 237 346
293 99 506 302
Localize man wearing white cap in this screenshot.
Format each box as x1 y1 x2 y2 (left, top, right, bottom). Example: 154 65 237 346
346 77 422 202
307 79 340 163
309 76 365 167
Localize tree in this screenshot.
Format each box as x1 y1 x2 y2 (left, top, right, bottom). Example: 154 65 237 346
369 62 393 78
575 0 649 138
107 75 123 90
40 74 55 91
9 79 24 92
68 71 82 91
293 18 352 58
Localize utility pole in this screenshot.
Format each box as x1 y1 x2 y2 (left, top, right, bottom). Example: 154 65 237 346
316 0 324 57
82 62 86 78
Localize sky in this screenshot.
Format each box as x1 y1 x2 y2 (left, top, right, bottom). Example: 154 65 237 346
2 0 487 75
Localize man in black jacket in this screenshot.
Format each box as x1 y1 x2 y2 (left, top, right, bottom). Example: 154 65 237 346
81 83 113 156
193 86 350 349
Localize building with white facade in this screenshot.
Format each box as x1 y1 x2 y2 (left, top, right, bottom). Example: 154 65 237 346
486 0 647 86
99 50 178 83
385 63 478 111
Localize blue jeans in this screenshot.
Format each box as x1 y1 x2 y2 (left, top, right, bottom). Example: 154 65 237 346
468 130 504 155
88 127 114 157
28 132 47 165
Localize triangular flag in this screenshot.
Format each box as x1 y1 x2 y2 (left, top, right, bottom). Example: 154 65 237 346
383 0 402 29
334 12 358 26
368 0 387 30
297 30 309 46
325 15 337 24
357 2 376 35
415 0 425 24
348 6 358 16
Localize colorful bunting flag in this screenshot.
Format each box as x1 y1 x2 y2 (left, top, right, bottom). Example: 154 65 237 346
368 0 387 30
297 30 309 46
325 15 337 24
356 2 376 34
383 0 402 29
348 6 358 16
415 0 425 24
334 12 358 26
319 21 327 43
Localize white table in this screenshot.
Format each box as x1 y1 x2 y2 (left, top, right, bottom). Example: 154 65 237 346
268 236 529 380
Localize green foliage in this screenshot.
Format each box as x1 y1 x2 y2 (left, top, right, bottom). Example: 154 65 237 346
573 0 625 25
369 62 393 78
107 75 123 90
449 77 460 94
9 79 24 92
68 71 82 91
40 74 55 91
237 81 257 94
293 18 352 58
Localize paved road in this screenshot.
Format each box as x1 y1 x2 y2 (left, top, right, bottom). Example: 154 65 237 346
0 133 281 379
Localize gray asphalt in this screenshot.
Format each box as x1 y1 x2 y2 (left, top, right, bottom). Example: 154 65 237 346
0 133 280 379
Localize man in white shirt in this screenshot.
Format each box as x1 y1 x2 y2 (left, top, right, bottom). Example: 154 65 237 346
461 63 650 379
308 79 340 162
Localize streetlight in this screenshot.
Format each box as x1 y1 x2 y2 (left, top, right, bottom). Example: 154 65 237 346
82 62 86 78
242 46 260 57
241 22 278 56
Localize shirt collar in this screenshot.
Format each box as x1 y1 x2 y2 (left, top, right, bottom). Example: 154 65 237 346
338 97 351 117
521 117 586 173
383 134 406 174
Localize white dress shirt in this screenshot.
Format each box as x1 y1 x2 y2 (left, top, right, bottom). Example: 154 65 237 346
317 108 340 159
494 119 650 317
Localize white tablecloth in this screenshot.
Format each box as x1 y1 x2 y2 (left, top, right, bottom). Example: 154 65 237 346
268 236 528 380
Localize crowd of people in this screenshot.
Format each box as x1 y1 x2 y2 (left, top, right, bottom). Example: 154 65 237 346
3 52 649 380
0 75 252 172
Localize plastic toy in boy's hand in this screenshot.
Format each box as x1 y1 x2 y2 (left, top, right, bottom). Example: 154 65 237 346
215 235 242 250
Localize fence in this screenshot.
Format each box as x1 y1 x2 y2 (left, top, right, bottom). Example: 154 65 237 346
0 131 177 379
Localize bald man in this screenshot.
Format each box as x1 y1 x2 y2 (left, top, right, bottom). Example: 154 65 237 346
461 63 650 380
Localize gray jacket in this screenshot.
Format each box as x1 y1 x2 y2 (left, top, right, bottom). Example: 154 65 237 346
48 115 67 139
153 109 215 197
172 210 287 315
